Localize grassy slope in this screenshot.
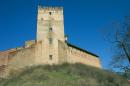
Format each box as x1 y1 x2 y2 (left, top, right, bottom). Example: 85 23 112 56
0 63 129 86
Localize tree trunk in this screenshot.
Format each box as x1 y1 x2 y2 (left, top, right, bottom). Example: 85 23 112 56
122 43 130 64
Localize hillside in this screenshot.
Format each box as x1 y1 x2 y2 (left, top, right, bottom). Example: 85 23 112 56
0 63 129 86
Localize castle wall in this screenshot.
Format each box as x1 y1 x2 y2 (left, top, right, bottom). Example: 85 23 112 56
0 47 36 78
0 54 8 66
0 40 101 78
0 65 7 78
58 40 67 64
67 46 101 68
7 47 36 69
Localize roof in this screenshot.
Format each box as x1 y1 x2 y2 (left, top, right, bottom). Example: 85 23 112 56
67 43 99 58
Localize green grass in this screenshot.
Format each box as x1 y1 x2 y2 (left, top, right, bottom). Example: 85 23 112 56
0 63 129 86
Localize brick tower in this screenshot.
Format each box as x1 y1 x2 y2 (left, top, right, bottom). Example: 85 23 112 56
36 6 65 64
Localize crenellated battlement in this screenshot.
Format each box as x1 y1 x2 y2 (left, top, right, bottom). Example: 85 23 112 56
38 6 63 12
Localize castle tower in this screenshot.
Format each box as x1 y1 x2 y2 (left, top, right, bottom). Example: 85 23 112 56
37 6 65 42
36 6 65 64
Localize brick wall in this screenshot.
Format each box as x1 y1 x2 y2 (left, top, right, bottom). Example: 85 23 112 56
67 46 101 68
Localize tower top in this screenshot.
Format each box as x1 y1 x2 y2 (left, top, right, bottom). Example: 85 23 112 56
37 5 65 42
38 6 63 11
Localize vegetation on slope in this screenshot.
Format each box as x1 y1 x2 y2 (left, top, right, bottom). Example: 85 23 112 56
0 63 129 86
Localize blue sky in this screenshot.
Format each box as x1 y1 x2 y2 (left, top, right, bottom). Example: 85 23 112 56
0 0 130 69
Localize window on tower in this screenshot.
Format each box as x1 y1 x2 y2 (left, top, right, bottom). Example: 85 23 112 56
49 38 53 44
41 18 44 21
49 12 52 15
49 55 53 60
49 27 53 32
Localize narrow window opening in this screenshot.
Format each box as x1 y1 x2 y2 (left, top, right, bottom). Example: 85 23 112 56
49 12 52 15
49 38 53 44
49 27 52 32
41 18 44 21
49 55 53 60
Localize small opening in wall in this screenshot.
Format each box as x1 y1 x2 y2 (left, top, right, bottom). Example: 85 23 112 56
49 12 52 15
49 27 52 32
41 18 44 21
49 55 53 60
49 38 53 44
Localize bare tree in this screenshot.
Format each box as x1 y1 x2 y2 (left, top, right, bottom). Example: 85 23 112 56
103 15 130 79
